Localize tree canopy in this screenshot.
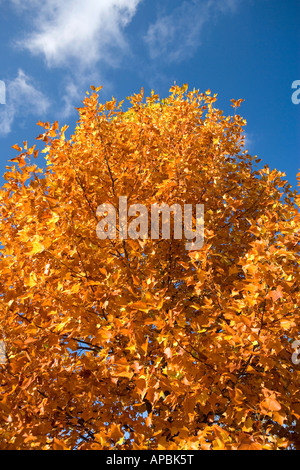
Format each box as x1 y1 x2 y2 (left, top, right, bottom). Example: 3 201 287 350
0 84 299 450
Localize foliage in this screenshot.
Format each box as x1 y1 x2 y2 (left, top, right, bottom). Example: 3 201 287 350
0 84 299 450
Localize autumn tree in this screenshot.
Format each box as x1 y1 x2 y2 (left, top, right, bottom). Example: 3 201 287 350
0 84 299 450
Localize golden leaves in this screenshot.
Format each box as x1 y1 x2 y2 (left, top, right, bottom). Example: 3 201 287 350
267 285 283 302
0 83 298 450
26 237 45 256
260 397 281 413
230 98 245 108
53 438 70 450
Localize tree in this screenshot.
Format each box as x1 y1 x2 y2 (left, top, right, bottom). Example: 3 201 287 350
0 84 299 450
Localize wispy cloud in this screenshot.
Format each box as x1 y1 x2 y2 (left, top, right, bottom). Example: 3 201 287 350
59 80 82 120
13 0 141 69
1 0 241 128
57 70 113 119
243 132 254 151
0 69 50 136
3 0 142 120
144 0 240 63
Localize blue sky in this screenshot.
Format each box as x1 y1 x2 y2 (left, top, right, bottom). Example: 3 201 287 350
0 0 299 189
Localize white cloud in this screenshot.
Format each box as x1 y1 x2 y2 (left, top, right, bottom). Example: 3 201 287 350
13 0 141 69
243 132 254 150
0 70 50 136
2 0 241 127
60 80 82 120
3 0 142 121
144 0 240 63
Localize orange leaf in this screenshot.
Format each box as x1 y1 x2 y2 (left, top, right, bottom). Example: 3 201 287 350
53 438 69 450
261 397 281 412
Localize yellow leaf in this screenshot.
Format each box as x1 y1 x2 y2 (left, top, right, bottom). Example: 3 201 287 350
53 438 69 450
56 318 70 332
28 238 45 256
130 301 151 312
141 337 149 355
